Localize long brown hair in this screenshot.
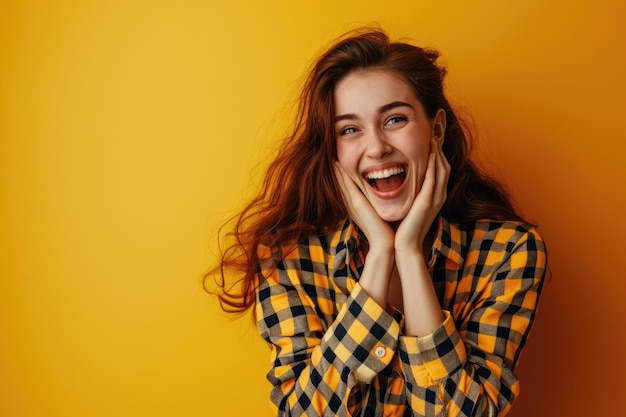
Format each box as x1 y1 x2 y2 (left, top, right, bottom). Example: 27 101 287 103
205 28 527 313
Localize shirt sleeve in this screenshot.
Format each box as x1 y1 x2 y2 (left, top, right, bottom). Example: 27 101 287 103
256 247 401 416
397 226 546 417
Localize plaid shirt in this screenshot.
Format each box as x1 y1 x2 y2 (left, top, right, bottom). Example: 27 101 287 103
256 216 546 416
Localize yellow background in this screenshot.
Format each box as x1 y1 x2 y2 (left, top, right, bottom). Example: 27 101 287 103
1 1 625 416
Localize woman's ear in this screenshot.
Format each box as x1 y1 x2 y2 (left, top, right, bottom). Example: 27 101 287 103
432 109 447 143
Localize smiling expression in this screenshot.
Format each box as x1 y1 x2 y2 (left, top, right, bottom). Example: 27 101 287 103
334 69 443 222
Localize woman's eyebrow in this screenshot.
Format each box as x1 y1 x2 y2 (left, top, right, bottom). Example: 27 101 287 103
334 113 357 122
334 101 413 123
378 101 413 113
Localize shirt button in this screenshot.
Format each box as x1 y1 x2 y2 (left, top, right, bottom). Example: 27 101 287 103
374 346 386 358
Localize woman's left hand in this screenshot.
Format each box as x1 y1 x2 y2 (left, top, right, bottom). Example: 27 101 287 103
395 137 450 255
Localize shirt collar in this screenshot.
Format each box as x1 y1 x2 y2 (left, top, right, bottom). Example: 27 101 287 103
329 217 362 273
430 216 465 269
331 216 466 271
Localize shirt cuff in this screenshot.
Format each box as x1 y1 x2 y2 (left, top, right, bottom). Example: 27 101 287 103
321 283 400 383
398 310 467 386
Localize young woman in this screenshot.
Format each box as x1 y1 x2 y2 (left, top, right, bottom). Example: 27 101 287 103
208 29 546 417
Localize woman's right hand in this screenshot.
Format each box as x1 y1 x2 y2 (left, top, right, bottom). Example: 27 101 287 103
333 162 395 252
334 162 395 307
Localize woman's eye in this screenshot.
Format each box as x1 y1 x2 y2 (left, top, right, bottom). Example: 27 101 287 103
339 127 358 136
386 115 407 125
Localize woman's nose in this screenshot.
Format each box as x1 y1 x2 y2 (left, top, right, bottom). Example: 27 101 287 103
365 129 392 159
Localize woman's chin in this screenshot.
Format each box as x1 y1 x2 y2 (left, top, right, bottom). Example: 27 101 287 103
374 205 410 223
368 180 417 224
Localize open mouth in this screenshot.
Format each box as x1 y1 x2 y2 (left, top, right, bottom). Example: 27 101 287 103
364 166 407 192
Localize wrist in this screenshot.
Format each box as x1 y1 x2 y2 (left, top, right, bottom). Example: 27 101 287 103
365 244 395 265
359 245 395 308
394 244 423 258
395 250 428 282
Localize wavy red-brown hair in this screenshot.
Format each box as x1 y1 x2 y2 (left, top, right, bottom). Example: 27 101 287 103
204 28 528 314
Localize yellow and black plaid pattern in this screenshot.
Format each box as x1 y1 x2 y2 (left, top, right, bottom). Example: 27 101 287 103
256 216 546 416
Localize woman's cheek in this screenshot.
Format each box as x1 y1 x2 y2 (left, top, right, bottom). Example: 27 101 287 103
413 160 428 195
336 149 357 178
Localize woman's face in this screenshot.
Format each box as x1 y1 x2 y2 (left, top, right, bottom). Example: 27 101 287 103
334 69 444 222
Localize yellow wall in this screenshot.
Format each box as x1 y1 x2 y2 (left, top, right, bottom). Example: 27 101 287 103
1 1 624 416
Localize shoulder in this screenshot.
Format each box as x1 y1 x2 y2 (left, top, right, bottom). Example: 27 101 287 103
435 219 546 275
257 219 354 282
255 222 356 318
438 217 545 258
454 219 546 273
467 220 545 250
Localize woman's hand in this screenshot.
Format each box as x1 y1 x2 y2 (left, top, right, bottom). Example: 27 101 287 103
394 137 449 336
334 162 395 308
333 162 395 252
395 138 450 255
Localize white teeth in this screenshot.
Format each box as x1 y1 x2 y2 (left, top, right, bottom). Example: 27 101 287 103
366 166 405 180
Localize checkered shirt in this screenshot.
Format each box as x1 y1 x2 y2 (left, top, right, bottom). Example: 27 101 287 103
256 216 546 416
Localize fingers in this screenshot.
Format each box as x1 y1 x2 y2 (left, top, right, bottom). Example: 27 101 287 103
333 161 365 218
396 138 449 252
334 161 360 208
333 162 349 202
420 152 437 202
429 137 450 205
407 138 449 223
435 139 449 202
334 161 394 247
